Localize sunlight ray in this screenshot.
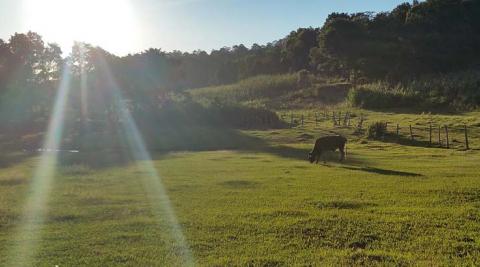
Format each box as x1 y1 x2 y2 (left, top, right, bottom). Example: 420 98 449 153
95 54 194 265
6 64 72 266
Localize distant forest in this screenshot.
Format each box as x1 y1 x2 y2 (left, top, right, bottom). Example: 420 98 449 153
0 0 479 131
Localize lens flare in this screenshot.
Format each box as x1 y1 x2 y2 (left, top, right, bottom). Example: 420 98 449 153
7 65 72 265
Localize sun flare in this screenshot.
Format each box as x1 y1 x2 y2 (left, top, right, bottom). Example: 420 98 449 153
22 0 140 55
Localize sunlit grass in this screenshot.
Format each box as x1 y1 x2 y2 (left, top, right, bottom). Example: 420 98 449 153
0 109 479 265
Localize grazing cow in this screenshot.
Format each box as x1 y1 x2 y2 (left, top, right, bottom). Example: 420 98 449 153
308 135 347 163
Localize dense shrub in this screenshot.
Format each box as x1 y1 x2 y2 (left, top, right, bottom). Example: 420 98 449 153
131 97 284 130
406 70 480 110
367 122 387 139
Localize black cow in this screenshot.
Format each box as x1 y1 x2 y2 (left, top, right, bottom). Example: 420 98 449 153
308 135 347 163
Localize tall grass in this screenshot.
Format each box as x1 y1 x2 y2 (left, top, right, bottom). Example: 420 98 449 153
348 70 480 110
189 73 298 103
347 82 419 109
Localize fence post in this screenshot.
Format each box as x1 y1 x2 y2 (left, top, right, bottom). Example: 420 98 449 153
445 125 449 149
301 114 304 127
332 111 337 126
464 124 469 150
290 112 293 128
348 113 351 127
429 123 432 146
358 114 364 130
338 111 342 125
438 125 441 147
315 112 318 126
409 125 414 140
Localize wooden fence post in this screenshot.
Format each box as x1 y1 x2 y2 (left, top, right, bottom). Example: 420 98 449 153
301 114 304 127
409 125 414 140
290 112 293 127
464 124 469 150
429 123 432 146
444 125 449 149
438 125 441 147
315 112 318 126
338 111 342 125
396 124 400 137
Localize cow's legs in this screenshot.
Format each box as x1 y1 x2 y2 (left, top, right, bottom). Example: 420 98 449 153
339 145 345 162
320 151 326 164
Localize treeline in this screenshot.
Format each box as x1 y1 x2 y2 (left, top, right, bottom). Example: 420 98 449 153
1 0 480 133
313 0 480 81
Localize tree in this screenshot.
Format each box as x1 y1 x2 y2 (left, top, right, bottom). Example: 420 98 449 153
282 28 319 71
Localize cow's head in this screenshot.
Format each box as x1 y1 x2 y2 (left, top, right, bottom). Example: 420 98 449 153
308 152 315 163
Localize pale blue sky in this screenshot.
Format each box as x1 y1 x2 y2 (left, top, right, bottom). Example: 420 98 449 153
0 0 410 55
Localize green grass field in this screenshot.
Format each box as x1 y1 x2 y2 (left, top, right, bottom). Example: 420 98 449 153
1 110 480 266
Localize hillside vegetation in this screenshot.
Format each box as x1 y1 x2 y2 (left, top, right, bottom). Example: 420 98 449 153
190 72 352 110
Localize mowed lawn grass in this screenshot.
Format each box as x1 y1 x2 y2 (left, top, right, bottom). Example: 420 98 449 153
1 112 480 265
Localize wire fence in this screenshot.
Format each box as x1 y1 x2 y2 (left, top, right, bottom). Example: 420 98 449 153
279 110 477 150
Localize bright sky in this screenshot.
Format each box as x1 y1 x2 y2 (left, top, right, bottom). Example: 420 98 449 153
0 0 410 56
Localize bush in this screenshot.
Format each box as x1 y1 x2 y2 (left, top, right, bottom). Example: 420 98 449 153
367 122 387 139
297 69 312 88
131 97 285 130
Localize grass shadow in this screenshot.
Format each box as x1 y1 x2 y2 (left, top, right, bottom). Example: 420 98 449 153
0 152 32 169
0 133 37 169
59 127 371 169
341 165 423 177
